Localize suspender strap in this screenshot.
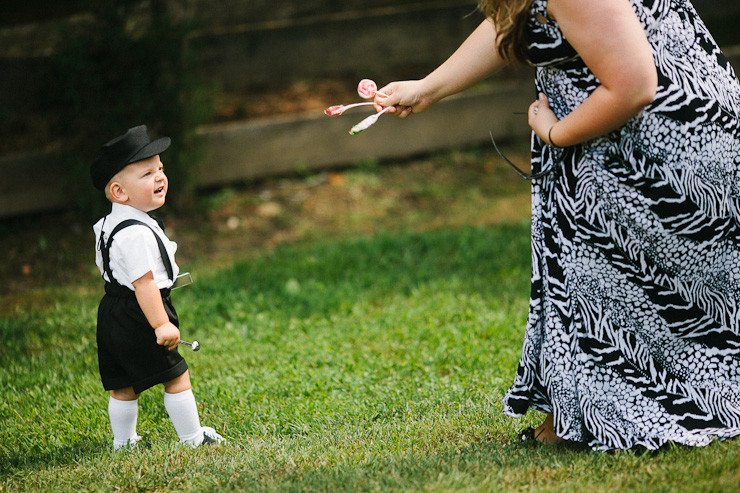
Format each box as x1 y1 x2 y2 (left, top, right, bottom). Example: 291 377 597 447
101 218 174 286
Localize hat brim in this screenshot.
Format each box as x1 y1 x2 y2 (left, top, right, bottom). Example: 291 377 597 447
127 136 171 164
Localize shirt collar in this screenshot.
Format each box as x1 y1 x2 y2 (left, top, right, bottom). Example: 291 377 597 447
109 203 158 228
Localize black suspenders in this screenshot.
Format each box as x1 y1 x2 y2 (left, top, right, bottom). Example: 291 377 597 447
100 219 174 287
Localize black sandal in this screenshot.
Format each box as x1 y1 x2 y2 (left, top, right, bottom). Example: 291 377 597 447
517 427 536 442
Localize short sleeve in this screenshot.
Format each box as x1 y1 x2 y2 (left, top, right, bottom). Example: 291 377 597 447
109 226 162 287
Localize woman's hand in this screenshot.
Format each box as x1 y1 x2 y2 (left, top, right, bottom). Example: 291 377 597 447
374 80 436 118
373 19 505 119
528 93 559 146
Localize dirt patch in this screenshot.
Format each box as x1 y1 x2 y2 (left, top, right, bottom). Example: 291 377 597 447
211 78 361 123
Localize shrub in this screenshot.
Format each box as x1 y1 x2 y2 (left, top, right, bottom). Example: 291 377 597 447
40 0 210 218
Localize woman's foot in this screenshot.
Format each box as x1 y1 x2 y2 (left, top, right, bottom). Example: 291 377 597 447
518 413 564 445
534 413 564 444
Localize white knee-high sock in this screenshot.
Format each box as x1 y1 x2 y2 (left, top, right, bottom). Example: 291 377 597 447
164 389 203 445
108 396 139 450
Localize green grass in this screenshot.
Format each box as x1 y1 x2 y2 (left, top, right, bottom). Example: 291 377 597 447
2 222 740 492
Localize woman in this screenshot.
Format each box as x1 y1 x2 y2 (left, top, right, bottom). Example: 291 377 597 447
376 0 740 451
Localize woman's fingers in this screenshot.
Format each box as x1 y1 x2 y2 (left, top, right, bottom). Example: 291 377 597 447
374 83 398 111
397 106 413 118
374 81 425 116
528 93 558 140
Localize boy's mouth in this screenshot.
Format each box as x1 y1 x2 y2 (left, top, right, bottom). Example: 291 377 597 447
155 186 165 194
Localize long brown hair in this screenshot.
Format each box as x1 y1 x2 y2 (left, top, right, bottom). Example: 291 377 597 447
477 0 534 63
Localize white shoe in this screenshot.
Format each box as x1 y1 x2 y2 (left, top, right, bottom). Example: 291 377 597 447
200 426 224 446
113 435 142 451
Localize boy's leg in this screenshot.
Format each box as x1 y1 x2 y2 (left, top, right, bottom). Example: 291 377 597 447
163 371 203 445
163 370 223 446
109 387 141 450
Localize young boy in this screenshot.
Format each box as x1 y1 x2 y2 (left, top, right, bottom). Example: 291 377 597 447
90 125 222 449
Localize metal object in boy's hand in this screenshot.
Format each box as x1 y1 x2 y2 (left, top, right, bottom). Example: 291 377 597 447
173 273 197 351
179 340 200 351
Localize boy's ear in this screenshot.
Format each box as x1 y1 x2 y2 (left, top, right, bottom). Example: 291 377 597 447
108 181 128 202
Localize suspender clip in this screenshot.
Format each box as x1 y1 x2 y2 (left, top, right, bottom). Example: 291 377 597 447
172 272 193 289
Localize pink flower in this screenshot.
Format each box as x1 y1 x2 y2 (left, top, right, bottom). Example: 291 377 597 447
324 105 344 116
357 79 378 99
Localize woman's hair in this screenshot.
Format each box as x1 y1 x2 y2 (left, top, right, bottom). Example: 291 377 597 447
477 0 534 62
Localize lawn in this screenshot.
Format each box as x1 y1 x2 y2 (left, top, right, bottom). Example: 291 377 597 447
2 145 740 491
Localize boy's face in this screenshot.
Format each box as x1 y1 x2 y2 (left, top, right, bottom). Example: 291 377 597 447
110 155 168 212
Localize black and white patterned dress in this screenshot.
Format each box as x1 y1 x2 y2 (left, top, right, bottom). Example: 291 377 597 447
501 0 740 451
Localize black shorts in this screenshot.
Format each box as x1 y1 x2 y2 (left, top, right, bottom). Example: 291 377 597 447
96 284 188 394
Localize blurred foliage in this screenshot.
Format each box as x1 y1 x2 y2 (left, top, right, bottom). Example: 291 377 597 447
39 0 211 219
1 1 89 27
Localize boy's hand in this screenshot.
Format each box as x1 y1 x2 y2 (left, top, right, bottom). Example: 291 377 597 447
155 322 181 350
133 271 181 351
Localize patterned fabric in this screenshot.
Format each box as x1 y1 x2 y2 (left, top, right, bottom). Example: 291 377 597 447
502 0 740 450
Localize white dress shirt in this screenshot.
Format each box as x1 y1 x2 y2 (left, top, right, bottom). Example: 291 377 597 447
93 203 179 290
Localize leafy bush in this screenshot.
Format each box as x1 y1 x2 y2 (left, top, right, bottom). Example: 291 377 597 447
40 1 210 218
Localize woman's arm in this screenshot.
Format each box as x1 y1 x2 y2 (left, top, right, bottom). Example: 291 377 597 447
133 271 180 350
530 0 657 146
375 19 506 117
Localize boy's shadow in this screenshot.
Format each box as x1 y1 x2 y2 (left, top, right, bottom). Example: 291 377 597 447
1 438 107 477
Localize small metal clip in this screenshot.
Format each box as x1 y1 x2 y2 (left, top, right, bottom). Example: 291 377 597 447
172 272 193 289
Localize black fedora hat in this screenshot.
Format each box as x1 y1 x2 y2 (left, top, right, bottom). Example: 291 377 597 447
91 125 171 190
